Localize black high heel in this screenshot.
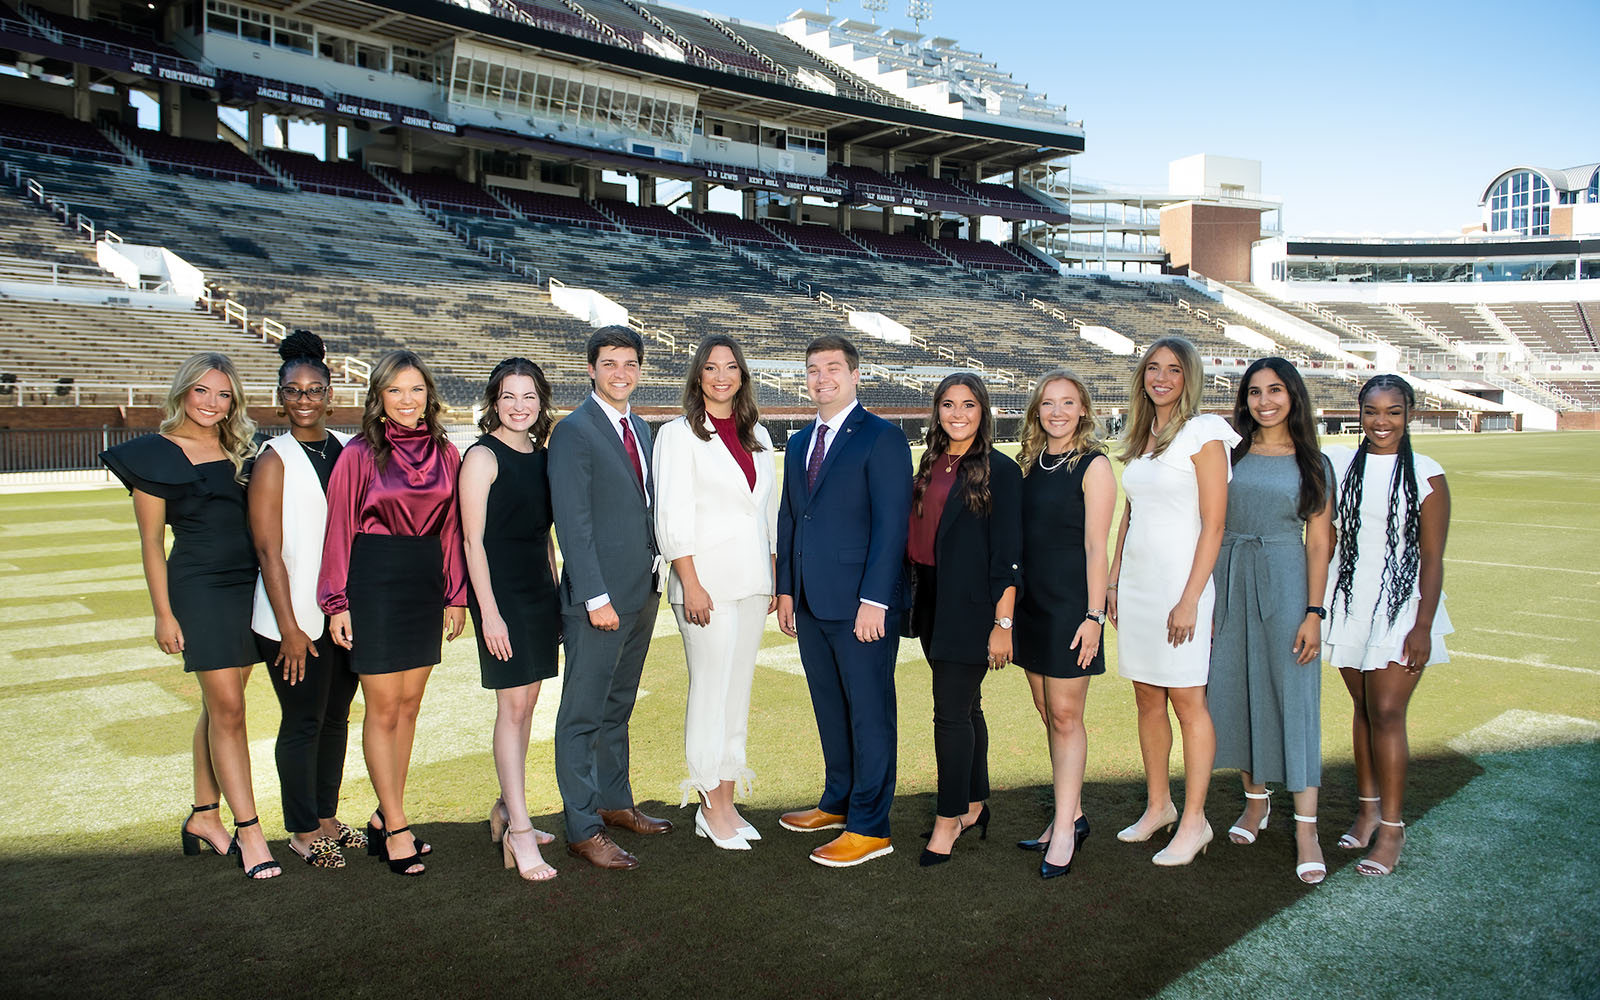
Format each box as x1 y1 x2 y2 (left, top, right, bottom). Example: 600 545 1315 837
1040 854 1073 879
180 802 229 857
1041 817 1086 880
970 804 991 841
371 809 433 857
918 846 951 867
1019 814 1090 852
919 805 991 867
381 826 426 877
229 817 282 880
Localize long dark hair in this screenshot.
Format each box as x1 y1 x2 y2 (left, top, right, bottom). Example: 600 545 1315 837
361 350 447 473
914 373 993 516
1232 357 1328 522
1331 374 1420 625
681 334 765 453
477 357 555 447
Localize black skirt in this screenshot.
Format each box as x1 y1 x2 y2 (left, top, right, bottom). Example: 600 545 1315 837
347 533 444 674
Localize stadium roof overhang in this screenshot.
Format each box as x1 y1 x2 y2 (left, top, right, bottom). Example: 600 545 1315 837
185 0 1081 170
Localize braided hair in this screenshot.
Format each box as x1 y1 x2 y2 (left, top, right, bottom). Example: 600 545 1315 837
1330 374 1420 625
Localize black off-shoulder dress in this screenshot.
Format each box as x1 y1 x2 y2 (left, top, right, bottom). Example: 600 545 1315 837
101 434 260 671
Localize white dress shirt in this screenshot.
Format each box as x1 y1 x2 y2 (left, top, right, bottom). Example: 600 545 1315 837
586 391 651 612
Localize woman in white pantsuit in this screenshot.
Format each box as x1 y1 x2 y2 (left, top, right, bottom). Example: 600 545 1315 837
654 334 779 851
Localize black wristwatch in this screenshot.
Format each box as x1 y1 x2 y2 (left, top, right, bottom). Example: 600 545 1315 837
1306 606 1327 620
1085 609 1106 625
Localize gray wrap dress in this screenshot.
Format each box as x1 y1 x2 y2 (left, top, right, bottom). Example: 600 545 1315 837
1208 451 1333 791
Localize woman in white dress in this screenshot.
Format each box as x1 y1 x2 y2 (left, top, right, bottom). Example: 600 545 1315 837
1107 336 1238 866
653 334 779 851
1323 374 1451 877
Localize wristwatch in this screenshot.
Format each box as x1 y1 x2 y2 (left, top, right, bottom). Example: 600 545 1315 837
1306 606 1327 620
994 617 1013 630
1084 609 1107 625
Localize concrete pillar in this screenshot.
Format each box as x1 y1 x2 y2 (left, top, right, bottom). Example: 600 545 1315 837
399 131 414 173
841 144 853 167
1011 219 1022 244
840 205 852 233
929 154 942 178
690 179 708 213
885 149 895 175
324 119 339 162
967 214 981 240
790 197 802 223
741 189 757 219
247 105 263 153
462 148 477 183
161 81 182 137
881 208 893 234
638 173 655 207
73 66 91 121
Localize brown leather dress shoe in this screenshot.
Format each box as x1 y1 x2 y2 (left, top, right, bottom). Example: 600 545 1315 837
598 807 674 836
811 832 893 868
778 808 847 833
565 832 640 870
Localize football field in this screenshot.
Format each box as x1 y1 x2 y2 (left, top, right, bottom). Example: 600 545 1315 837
0 430 1595 999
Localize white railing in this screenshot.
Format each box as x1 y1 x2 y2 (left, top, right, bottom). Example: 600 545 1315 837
0 380 364 408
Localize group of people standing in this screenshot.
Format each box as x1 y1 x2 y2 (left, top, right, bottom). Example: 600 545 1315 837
104 327 1449 884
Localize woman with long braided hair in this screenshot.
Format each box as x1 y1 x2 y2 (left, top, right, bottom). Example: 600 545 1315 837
1323 374 1452 877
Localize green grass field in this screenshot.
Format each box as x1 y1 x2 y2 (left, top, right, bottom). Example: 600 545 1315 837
0 431 1596 999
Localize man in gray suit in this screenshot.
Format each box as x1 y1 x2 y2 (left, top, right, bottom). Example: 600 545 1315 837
549 325 673 870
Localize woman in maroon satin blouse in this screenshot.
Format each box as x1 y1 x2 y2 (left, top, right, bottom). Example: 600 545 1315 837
318 350 467 876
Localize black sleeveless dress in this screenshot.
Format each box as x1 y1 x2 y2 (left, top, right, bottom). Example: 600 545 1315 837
1013 449 1107 679
101 434 259 671
465 435 561 688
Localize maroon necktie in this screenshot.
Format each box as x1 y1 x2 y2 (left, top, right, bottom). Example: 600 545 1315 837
806 423 829 492
620 416 643 487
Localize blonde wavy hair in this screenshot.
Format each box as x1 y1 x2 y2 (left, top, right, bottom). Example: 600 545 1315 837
159 352 256 484
1116 336 1203 464
1018 368 1103 475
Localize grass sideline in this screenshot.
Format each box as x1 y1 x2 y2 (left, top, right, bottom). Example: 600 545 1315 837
0 430 1595 998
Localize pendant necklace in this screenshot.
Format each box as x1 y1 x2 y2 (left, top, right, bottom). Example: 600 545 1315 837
299 437 330 460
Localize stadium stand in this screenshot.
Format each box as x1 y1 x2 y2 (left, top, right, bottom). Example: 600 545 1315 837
113 127 277 184
0 103 124 162
259 149 400 202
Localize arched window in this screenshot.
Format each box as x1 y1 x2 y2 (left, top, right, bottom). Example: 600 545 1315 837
1488 169 1551 235
1589 168 1599 205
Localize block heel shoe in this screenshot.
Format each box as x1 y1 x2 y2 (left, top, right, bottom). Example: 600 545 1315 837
1228 790 1271 845
379 825 426 877
228 817 282 880
180 802 229 857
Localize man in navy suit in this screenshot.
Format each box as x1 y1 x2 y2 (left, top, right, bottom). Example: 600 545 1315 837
776 335 912 867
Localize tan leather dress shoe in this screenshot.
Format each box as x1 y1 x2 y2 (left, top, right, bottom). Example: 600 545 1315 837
810 832 893 868
778 808 847 833
566 832 640 870
599 806 673 835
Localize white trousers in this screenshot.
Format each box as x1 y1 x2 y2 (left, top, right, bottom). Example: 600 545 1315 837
672 593 768 799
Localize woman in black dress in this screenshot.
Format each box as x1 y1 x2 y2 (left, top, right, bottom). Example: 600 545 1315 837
907 373 1022 868
1013 369 1116 879
459 358 562 881
101 352 279 879
248 331 364 869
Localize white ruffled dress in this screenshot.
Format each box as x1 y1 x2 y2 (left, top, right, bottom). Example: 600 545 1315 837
1322 445 1453 671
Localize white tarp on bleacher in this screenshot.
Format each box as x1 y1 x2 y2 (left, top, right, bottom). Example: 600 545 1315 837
549 283 629 328
847 310 911 345
95 242 205 299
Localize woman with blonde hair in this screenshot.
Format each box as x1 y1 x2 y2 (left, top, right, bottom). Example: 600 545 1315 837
1013 369 1115 879
101 352 279 879
319 350 468 876
1107 337 1238 866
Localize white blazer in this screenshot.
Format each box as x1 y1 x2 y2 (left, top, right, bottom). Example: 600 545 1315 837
251 430 353 640
652 415 778 604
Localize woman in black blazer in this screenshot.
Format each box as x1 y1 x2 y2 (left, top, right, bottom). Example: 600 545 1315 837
907 373 1023 867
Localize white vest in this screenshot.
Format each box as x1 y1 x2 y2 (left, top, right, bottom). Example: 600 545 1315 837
251 430 352 640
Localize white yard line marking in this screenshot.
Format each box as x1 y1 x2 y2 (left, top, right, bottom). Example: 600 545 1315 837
1450 651 1600 676
1 578 149 599
1454 518 1600 533
1444 558 1600 576
0 518 128 537
2 542 127 560
0 601 93 624
1467 627 1576 642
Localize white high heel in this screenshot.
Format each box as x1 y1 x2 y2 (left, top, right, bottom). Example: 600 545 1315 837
736 822 761 841
1293 813 1326 884
1356 819 1405 876
1116 801 1178 843
1338 795 1381 849
1152 821 1213 867
694 807 751 851
1228 789 1271 845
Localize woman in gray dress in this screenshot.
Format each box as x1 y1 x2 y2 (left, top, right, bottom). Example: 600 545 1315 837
1209 357 1334 884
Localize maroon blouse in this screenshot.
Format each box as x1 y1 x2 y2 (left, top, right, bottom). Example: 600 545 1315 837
907 455 961 566
709 413 756 490
317 420 467 614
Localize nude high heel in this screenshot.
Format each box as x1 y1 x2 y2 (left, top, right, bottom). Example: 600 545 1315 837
503 826 558 881
1117 802 1178 843
1152 822 1213 867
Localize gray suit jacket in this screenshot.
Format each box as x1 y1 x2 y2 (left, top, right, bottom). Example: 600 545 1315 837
548 396 659 616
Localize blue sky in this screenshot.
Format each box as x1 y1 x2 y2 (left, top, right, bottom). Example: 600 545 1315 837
729 0 1600 234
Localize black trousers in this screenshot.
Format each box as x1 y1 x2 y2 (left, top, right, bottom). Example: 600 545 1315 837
258 628 358 834
927 656 991 818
